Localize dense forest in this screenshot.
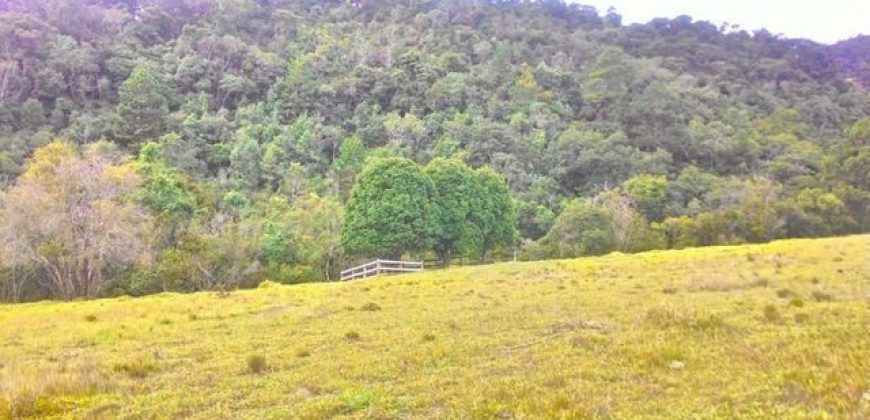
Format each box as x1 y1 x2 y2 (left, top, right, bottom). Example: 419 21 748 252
0 0 868 302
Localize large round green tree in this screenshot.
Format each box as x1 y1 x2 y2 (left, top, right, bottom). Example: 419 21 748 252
472 167 519 261
342 157 435 259
425 158 482 265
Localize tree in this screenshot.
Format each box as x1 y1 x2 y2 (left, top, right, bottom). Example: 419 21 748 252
425 158 482 265
472 167 519 261
783 188 854 237
230 132 263 191
540 199 616 258
287 193 344 280
623 174 669 222
330 135 367 199
384 112 428 161
0 141 153 300
137 142 197 246
342 157 435 259
653 216 698 249
595 189 661 252
114 66 170 146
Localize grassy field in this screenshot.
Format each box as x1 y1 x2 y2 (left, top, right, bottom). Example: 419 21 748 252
1 236 868 419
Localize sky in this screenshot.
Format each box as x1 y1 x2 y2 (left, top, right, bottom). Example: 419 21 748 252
575 0 868 44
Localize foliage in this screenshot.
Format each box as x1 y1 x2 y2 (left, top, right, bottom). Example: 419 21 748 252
541 199 616 258
342 157 435 259
0 142 153 299
472 166 519 260
425 158 483 264
1 0 869 300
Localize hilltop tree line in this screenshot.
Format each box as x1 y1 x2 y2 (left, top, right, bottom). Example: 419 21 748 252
0 0 868 301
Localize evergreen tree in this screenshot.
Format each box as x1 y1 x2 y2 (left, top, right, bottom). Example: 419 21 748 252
114 66 170 146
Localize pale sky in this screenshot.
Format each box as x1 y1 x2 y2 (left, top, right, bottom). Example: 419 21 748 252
575 0 868 44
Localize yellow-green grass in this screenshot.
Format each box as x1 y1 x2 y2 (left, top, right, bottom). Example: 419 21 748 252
1 236 868 419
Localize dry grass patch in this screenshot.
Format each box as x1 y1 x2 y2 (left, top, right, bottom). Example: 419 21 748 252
688 275 769 292
0 235 866 418
0 361 112 418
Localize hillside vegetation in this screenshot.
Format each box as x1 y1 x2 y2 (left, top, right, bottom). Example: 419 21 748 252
1 235 867 418
2 0 870 302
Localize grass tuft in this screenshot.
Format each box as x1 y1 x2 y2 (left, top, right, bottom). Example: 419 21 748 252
84 314 98 322
359 302 381 311
344 331 361 341
341 388 373 413
763 304 781 323
113 356 158 379
776 288 795 298
246 355 268 374
811 290 835 302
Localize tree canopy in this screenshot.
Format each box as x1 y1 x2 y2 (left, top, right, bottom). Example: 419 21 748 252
1 0 869 301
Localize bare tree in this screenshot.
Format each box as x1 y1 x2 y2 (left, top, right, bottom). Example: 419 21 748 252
0 141 153 300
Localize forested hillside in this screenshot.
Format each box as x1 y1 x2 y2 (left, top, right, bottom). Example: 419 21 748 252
1 0 868 301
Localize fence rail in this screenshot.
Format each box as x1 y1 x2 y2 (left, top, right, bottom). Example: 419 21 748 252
340 259 424 281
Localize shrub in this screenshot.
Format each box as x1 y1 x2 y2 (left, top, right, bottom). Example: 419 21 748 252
246 355 267 374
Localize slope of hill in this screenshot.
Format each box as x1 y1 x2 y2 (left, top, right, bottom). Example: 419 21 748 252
2 0 870 301
1 235 867 418
829 35 870 88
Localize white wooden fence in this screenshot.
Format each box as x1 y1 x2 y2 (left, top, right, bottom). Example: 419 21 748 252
340 259 424 281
